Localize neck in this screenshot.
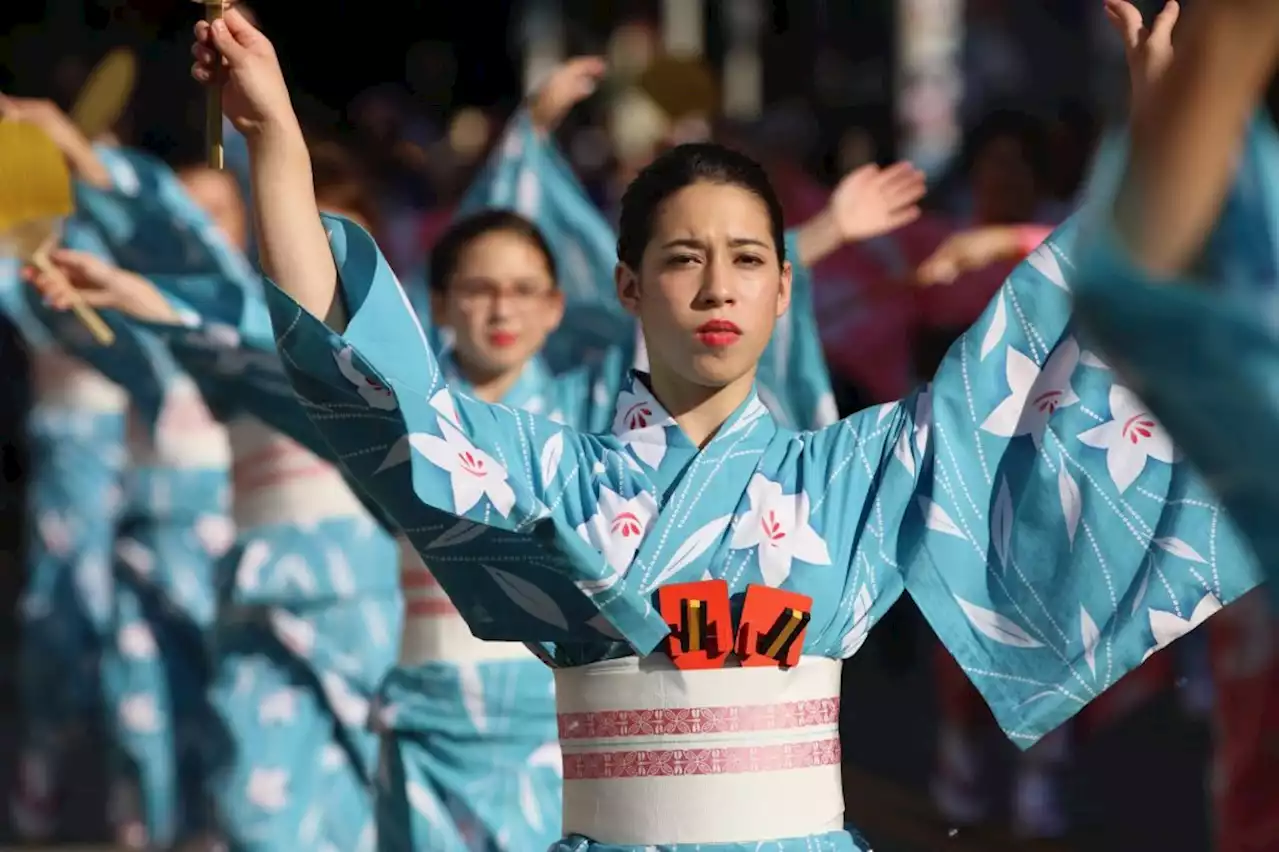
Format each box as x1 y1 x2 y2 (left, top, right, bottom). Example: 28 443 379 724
647 361 756 449
454 352 526 404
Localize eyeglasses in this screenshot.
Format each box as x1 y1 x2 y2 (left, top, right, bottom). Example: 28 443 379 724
451 280 556 308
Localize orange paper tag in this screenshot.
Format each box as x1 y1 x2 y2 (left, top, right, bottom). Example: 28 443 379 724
737 584 812 669
657 579 732 670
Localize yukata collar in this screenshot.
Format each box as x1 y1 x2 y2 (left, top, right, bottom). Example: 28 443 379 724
608 369 775 475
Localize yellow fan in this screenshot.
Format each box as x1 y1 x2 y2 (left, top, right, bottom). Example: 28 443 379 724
69 48 138 140
0 119 114 344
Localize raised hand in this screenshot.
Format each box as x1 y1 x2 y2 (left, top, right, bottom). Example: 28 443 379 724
191 7 295 139
828 161 926 243
528 56 607 133
1104 0 1180 108
23 249 180 324
917 226 1025 286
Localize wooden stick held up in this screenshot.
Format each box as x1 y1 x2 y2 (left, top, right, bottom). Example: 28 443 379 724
200 0 227 169
33 229 115 346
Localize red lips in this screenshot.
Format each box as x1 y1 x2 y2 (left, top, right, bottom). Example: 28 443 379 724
694 319 741 348
488 331 518 347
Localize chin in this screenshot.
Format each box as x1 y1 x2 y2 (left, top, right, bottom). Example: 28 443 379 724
682 355 754 389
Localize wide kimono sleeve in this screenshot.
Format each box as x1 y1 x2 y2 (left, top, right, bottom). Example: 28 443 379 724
76 145 255 286
821 216 1263 748
1072 116 1278 575
264 213 671 651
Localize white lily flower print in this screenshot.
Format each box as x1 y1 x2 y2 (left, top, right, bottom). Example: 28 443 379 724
611 385 671 470
575 485 657 578
981 339 1081 444
731 474 832 587
412 419 516 517
1077 385 1177 493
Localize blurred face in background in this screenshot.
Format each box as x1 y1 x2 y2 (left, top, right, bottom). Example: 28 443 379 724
434 228 564 384
969 132 1039 224
177 166 248 251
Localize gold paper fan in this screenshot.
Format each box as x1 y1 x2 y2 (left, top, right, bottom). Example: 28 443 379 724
0 119 115 344
69 48 138 140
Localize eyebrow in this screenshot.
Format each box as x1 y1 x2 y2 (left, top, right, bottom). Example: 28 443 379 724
661 237 772 251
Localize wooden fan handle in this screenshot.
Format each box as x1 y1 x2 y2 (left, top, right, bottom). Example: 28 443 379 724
31 252 116 346
203 0 227 169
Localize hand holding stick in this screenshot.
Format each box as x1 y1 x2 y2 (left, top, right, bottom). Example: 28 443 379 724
195 0 227 168
32 228 115 345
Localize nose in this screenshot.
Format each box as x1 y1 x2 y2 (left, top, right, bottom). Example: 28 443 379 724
695 254 736 307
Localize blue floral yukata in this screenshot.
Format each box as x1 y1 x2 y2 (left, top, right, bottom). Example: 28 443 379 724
1074 114 1279 580
17 212 231 848
0 258 127 838
259 210 1263 851
74 144 400 851
136 111 842 850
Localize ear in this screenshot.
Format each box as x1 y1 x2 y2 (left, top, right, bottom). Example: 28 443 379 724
614 262 642 317
429 290 448 326
775 260 793 319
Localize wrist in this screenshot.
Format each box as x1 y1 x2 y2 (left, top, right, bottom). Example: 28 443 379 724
244 113 306 154
795 207 844 267
61 135 112 190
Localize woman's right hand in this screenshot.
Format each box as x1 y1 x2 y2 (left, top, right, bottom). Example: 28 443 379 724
1104 0 1180 112
191 7 296 140
23 249 181 324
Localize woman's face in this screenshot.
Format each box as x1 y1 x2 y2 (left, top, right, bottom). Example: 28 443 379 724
433 229 564 379
177 166 248 251
616 181 791 390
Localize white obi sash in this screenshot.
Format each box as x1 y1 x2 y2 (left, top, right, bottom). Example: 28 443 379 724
397 535 534 666
227 416 364 527
555 654 844 845
126 374 230 469
31 348 127 412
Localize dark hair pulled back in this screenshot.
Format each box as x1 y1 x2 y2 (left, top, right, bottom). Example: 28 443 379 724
616 142 787 271
429 208 558 293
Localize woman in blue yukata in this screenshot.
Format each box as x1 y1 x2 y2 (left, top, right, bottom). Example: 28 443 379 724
0 94 239 848
186 8 1263 850
81 151 402 850
0 96 129 842
24 115 401 847
0 286 128 842
31 57 931 852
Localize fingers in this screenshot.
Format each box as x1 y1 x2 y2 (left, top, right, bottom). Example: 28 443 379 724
221 6 263 43
563 56 607 77
1149 1 1180 43
20 265 87 310
877 162 927 207
1103 0 1145 49
207 16 248 61
48 248 106 278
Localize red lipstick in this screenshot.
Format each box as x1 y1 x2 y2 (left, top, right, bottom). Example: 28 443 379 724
695 319 741 348
489 331 518 347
